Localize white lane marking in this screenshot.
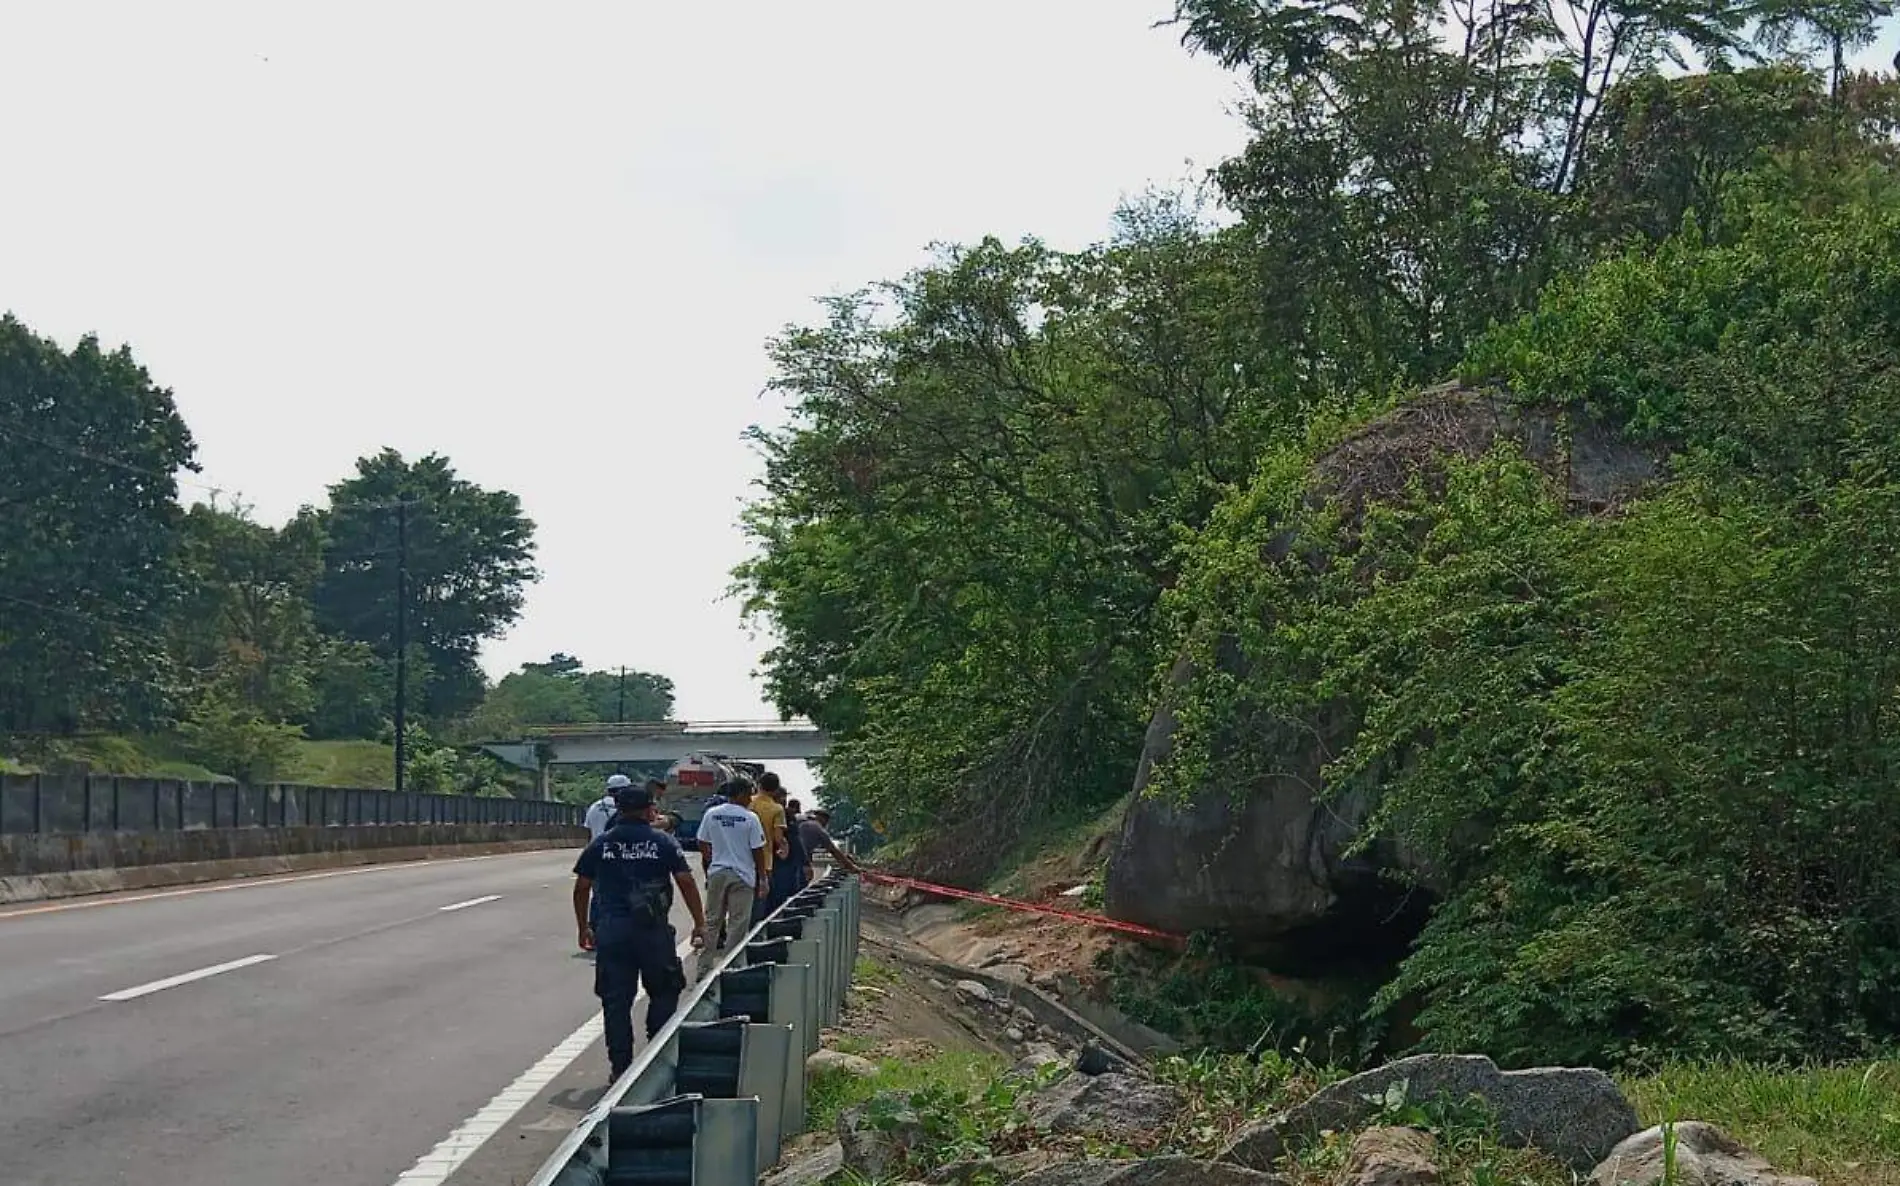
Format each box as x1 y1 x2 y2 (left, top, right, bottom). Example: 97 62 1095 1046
98 953 278 1001
389 934 697 1186
438 895 502 913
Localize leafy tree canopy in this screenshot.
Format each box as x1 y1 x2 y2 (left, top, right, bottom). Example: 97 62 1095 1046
0 316 194 734
314 450 538 721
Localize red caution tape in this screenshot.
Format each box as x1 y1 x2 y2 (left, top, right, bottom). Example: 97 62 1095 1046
859 870 1185 947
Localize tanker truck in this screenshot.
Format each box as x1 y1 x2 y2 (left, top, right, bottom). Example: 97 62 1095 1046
661 751 764 842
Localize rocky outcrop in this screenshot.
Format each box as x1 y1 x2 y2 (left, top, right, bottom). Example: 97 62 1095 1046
1218 1054 1639 1173
1589 1123 1818 1186
1104 385 1660 948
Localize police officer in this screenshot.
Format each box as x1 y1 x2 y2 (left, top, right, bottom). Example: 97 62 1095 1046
571 783 708 1083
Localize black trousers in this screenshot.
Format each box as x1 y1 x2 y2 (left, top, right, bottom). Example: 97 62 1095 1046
594 925 684 1073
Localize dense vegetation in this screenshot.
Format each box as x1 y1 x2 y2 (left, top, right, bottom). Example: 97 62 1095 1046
0 326 671 796
737 0 1900 1064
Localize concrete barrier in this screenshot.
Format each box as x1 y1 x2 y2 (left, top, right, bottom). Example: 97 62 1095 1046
0 823 586 905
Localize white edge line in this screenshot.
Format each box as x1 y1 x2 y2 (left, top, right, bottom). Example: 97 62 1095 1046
389 933 698 1186
438 895 503 913
98 953 278 1001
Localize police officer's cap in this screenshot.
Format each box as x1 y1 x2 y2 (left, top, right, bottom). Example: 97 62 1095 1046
615 786 655 813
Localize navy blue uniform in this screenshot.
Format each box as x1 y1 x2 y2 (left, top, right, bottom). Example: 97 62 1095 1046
574 820 691 1074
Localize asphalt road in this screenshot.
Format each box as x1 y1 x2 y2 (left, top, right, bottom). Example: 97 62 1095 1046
0 848 699 1186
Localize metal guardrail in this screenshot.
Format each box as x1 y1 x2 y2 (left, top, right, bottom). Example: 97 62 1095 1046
0 772 582 836
526 871 862 1186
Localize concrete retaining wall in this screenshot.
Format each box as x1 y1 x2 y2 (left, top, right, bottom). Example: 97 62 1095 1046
0 823 586 905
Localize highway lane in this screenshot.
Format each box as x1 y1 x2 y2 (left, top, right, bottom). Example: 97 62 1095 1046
0 848 696 1186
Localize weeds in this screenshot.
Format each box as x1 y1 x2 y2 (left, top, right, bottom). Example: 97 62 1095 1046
805 1049 1009 1139
1101 938 1373 1063
1151 1050 1340 1157
854 956 900 989
1624 1061 1900 1186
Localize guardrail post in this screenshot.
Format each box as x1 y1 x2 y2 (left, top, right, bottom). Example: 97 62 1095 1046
739 1020 795 1167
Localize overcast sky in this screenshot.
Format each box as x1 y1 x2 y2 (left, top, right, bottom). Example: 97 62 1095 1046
0 2 1249 771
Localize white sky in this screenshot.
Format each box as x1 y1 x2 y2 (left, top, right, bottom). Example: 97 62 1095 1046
0 1 1250 765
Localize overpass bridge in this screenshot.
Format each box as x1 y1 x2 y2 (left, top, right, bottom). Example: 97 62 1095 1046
478 720 830 796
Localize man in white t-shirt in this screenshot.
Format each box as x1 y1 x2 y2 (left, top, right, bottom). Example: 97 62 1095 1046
585 775 632 841
694 778 767 977
582 775 634 937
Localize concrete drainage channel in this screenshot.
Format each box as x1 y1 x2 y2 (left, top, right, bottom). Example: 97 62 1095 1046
525 871 862 1186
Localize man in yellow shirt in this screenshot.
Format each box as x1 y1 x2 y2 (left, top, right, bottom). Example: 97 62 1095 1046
748 771 791 922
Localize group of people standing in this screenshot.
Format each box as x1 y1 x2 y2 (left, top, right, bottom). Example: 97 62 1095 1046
569 767 863 1083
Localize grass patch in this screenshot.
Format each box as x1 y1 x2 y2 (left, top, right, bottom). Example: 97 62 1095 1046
0 733 399 787
1624 1062 1900 1186
1 734 234 782
806 1048 1008 1138
280 740 396 788
854 956 901 988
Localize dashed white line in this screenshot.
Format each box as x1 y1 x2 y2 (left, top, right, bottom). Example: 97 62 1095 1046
98 953 278 1002
437 895 502 913
388 934 696 1186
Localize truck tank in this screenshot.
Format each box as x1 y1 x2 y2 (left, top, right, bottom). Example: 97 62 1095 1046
662 752 762 842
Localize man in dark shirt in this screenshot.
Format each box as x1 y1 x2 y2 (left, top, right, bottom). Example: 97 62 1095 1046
797 807 863 882
572 785 708 1082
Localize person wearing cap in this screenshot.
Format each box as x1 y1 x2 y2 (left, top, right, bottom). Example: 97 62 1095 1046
797 805 862 882
572 784 708 1084
586 775 632 842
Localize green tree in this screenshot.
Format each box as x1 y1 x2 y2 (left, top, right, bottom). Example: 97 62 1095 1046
304 637 394 740
169 500 326 723
313 450 537 721
0 316 195 733
460 654 675 737
738 198 1290 875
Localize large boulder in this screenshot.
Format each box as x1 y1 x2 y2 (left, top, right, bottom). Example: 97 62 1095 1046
1103 386 1659 947
1588 1123 1818 1186
1218 1054 1639 1173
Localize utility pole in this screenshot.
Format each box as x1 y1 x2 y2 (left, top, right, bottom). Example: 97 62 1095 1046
617 666 627 723
394 501 409 795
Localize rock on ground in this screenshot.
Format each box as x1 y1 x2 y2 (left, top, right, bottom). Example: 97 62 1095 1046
927 1150 1061 1185
838 1097 928 1179
1014 1156 1291 1186
1342 1127 1440 1186
764 1140 844 1186
954 980 995 1005
1589 1123 1818 1186
1016 1042 1068 1076
807 1049 879 1077
1026 1071 1186 1137
1218 1054 1637 1173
